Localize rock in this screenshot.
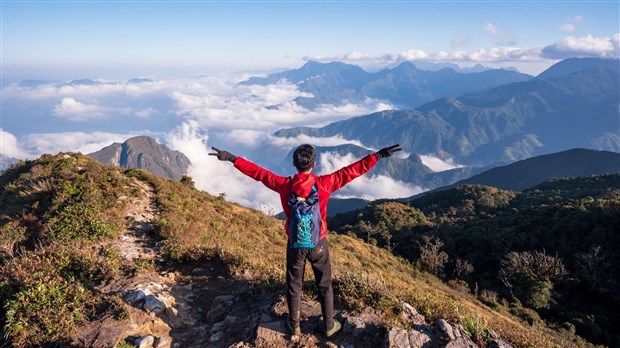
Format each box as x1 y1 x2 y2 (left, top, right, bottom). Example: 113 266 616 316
343 316 367 337
209 331 224 343
489 340 513 348
210 321 225 334
487 330 512 348
224 315 238 325
438 320 478 348
325 343 338 348
438 319 456 340
214 294 235 306
207 295 235 323
229 343 252 348
408 326 433 347
154 336 171 348
255 321 288 347
402 303 426 325
387 327 411 348
134 335 155 348
446 339 478 348
143 295 166 314
124 289 149 303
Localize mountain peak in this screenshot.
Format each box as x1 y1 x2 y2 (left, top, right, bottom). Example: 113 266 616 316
88 136 191 180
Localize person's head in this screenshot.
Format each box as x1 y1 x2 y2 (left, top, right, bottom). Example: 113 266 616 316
293 144 316 173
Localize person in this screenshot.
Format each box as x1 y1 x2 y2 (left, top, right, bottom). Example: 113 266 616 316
209 143 402 338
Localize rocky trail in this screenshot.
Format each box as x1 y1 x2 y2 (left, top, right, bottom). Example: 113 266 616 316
82 177 512 348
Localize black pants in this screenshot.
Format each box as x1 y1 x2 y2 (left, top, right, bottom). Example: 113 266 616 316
286 237 334 329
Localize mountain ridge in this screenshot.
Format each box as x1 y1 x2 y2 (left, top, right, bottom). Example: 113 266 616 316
88 135 191 180
242 60 531 109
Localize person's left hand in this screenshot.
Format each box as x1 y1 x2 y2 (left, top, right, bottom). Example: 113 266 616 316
209 147 238 162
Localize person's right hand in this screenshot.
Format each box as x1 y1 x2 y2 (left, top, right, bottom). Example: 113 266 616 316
209 147 238 162
375 144 402 159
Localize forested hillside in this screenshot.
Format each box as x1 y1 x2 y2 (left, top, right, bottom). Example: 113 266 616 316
330 174 620 346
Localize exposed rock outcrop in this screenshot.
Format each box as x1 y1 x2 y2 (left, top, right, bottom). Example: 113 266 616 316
88 136 191 180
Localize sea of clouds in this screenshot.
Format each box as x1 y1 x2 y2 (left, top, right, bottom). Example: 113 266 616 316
1 72 445 211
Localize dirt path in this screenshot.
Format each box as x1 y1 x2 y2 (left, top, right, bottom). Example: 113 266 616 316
98 177 260 348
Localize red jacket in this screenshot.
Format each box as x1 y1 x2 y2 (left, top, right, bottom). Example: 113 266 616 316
234 153 379 239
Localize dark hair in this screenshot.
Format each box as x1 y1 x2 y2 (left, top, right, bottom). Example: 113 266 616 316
293 144 316 172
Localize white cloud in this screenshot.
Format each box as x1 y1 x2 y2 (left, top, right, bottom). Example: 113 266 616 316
558 15 585 33
483 22 516 46
53 97 109 121
2 80 168 100
542 34 620 59
217 129 270 148
134 108 156 118
558 23 576 33
22 131 144 156
419 154 464 172
165 121 282 211
170 78 392 131
267 134 366 149
318 152 425 200
1 129 29 159
387 49 429 61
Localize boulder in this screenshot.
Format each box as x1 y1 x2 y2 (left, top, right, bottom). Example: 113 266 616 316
402 303 426 325
124 289 149 303
143 295 166 314
387 327 411 348
134 335 155 348
255 321 288 347
343 316 368 337
408 327 433 347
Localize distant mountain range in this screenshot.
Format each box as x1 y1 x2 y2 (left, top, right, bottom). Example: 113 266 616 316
241 61 531 109
88 136 190 180
274 58 620 167
327 148 620 216
445 148 620 191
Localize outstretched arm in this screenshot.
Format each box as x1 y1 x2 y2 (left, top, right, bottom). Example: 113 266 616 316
209 146 287 192
320 144 402 193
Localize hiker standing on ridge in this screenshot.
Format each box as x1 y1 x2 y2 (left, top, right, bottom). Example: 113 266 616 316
209 144 402 338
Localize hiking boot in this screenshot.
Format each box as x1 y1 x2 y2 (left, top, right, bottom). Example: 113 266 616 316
287 320 301 336
325 319 342 338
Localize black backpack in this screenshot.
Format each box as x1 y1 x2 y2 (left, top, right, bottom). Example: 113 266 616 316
287 185 321 248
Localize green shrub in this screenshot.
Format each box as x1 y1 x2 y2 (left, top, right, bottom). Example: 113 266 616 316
0 223 27 258
462 313 490 342
115 340 137 348
510 305 542 325
47 203 118 241
333 272 396 311
4 279 91 347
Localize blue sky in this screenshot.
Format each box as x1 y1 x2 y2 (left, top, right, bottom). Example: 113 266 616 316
2 0 619 79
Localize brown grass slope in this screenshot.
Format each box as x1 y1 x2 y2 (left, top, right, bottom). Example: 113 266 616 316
0 153 595 347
